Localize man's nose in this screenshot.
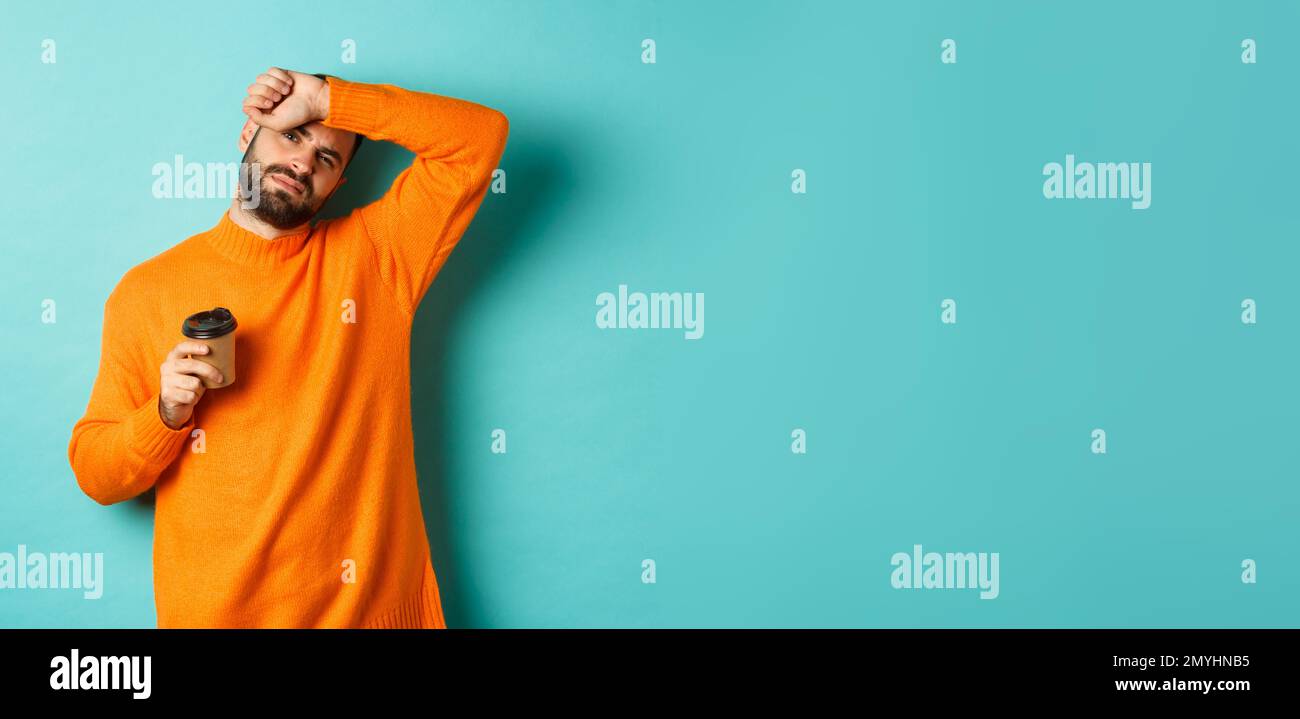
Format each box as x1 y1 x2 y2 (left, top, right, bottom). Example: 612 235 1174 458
288 147 316 177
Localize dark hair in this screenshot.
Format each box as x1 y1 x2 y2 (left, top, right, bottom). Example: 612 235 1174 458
312 73 363 165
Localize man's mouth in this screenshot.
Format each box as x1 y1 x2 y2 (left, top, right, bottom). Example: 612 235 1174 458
269 173 306 195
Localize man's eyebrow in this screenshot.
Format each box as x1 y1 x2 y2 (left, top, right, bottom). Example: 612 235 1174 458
294 125 343 163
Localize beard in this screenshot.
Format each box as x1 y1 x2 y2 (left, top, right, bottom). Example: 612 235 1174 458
239 137 320 230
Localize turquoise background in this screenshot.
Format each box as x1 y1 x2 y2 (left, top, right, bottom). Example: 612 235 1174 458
2 0 1297 627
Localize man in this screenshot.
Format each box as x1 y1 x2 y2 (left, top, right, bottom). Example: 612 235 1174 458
67 68 509 628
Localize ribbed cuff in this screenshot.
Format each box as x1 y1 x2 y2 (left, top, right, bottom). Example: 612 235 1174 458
322 76 389 139
127 392 194 466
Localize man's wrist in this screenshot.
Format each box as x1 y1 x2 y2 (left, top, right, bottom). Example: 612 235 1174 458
312 74 332 121
158 396 175 430
158 396 185 431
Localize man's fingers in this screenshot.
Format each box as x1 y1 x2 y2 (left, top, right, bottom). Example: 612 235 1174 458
244 94 275 110
265 67 293 85
243 104 269 123
172 358 224 383
167 342 210 361
247 83 283 102
171 374 203 392
260 69 293 94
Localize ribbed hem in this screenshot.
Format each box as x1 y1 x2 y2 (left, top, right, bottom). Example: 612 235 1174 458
363 558 447 629
127 392 193 466
322 76 389 140
203 209 314 269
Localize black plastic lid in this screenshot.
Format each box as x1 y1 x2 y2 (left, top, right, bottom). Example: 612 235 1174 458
182 307 238 339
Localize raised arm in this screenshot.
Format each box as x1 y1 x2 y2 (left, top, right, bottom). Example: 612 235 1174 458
242 69 508 317
320 74 510 318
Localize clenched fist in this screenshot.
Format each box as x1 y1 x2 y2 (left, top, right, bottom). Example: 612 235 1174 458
241 66 330 132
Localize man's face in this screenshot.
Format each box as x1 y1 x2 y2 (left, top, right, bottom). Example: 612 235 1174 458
241 121 357 229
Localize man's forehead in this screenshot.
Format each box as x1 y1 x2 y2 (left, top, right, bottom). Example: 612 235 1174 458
298 121 353 151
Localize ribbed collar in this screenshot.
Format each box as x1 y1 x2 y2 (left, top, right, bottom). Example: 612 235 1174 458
203 209 315 269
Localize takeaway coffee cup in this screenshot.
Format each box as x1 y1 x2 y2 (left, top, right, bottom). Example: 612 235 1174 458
181 307 238 389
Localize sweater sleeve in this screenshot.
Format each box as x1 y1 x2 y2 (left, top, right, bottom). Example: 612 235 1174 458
321 76 509 319
67 279 195 506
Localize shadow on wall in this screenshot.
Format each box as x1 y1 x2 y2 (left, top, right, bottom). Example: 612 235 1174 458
407 141 564 629
127 121 571 629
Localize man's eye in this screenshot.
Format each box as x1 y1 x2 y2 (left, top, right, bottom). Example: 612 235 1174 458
283 132 297 141
319 153 333 167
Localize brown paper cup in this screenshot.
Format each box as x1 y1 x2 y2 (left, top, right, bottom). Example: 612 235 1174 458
181 307 238 389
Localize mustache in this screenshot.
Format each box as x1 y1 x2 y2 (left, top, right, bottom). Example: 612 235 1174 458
264 165 311 198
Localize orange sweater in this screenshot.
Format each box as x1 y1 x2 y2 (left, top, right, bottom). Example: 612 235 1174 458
67 76 509 628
